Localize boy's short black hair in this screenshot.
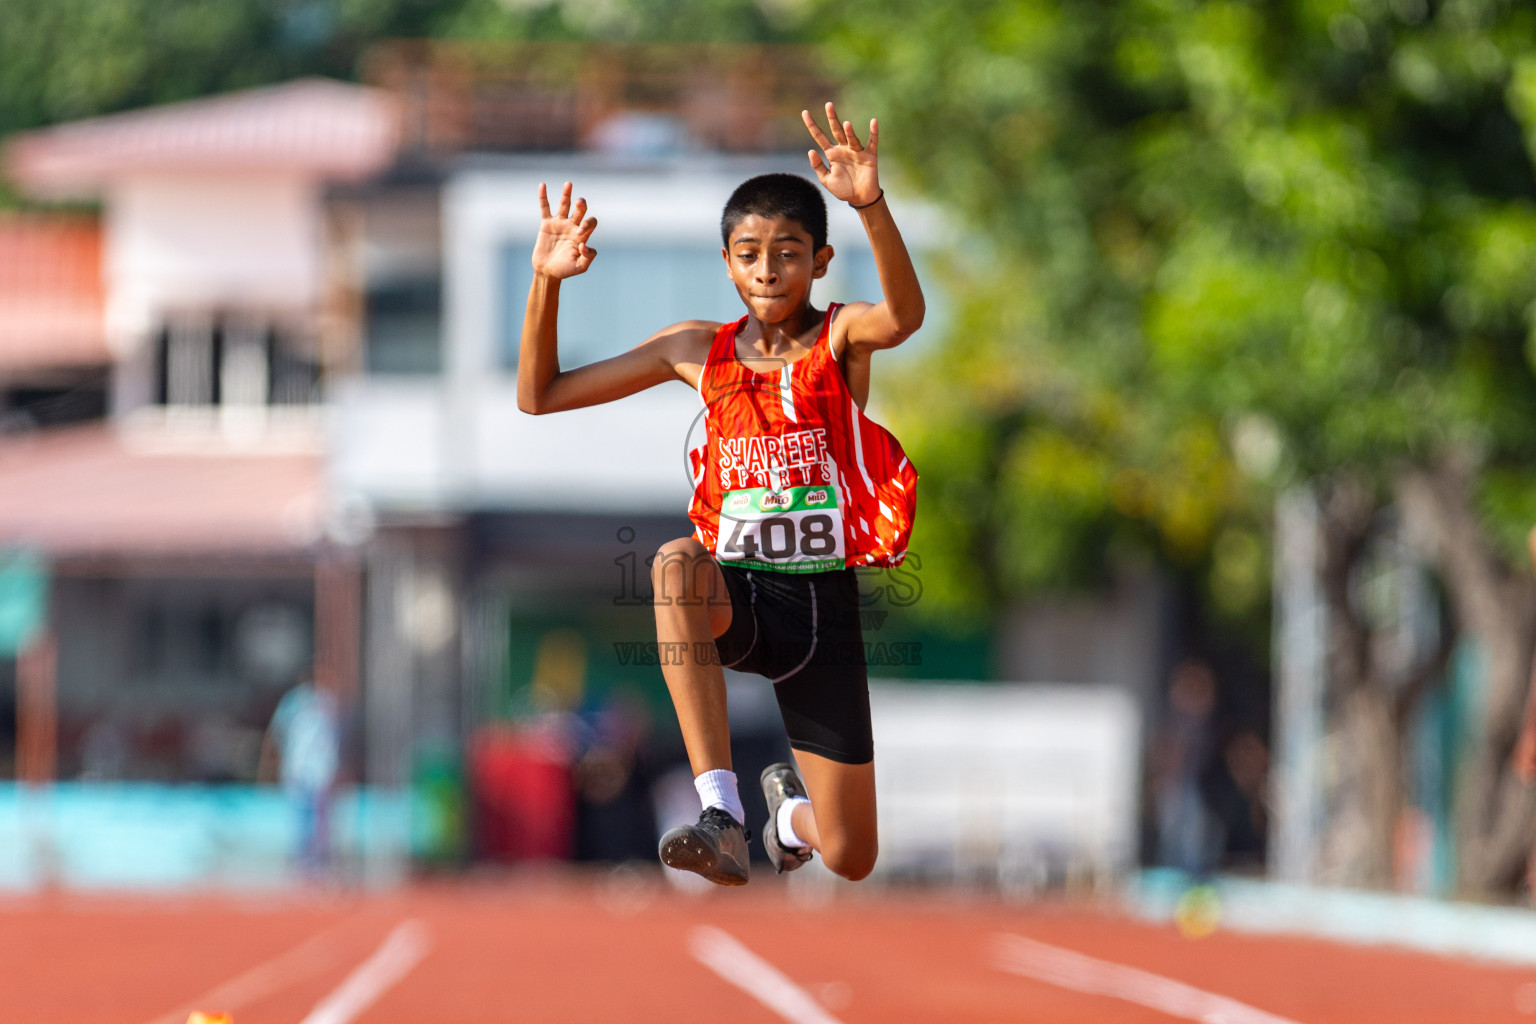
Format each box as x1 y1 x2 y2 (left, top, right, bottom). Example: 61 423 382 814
721 173 828 251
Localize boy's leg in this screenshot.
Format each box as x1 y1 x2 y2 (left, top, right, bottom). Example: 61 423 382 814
651 537 734 774
786 751 878 881
756 568 877 880
652 537 753 885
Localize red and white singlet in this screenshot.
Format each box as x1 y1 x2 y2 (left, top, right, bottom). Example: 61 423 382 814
687 304 918 573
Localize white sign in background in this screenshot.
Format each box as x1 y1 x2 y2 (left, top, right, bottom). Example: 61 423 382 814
866 682 1142 886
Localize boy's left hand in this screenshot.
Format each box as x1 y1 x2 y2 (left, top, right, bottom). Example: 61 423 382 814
803 102 881 207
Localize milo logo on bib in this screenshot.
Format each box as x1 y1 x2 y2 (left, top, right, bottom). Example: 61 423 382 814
716 483 846 573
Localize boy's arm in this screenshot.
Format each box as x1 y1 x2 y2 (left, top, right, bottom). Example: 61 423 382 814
518 182 711 414
802 104 926 355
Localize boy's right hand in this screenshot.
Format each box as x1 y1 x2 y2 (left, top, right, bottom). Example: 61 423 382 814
532 181 598 279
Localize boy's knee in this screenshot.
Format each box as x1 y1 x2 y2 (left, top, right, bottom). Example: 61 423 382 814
821 839 877 882
652 538 709 599
653 537 706 567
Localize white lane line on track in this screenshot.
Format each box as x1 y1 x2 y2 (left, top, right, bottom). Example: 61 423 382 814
689 925 845 1024
140 919 358 1024
299 919 434 1024
992 933 1306 1024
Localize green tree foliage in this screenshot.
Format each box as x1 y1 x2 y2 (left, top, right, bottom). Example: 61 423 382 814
824 0 1536 600
820 0 1536 891
434 0 804 44
0 0 455 137
0 0 803 141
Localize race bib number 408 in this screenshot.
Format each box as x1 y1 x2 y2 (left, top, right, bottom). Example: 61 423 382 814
716 484 845 573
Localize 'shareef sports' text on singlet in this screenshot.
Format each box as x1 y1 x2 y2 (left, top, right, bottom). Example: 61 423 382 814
687 304 918 573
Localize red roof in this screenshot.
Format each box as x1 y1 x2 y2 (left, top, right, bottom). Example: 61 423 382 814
5 78 400 198
0 426 325 556
0 214 108 373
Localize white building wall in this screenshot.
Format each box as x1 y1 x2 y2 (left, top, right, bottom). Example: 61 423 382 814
104 172 322 348
327 375 695 513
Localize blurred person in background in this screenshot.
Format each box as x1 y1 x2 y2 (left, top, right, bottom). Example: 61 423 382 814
186 712 260 783
573 690 658 863
1206 728 1270 872
78 716 129 781
260 678 339 878
1151 658 1223 877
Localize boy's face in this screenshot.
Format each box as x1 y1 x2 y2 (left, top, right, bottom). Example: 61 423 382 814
722 214 832 324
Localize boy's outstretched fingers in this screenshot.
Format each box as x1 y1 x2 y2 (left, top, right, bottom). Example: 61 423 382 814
544 180 565 219
802 102 883 206
802 108 835 151
804 103 878 159
824 101 846 144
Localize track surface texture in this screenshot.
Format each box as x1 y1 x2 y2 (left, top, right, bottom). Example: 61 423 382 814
2 873 1534 1023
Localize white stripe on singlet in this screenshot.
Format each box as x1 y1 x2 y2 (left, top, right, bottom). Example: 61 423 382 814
849 397 876 492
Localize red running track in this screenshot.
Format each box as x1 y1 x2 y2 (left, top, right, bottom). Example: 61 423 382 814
1 873 1533 1024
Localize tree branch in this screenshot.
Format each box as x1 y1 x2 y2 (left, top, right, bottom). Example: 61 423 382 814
1318 474 1380 695
1393 614 1456 733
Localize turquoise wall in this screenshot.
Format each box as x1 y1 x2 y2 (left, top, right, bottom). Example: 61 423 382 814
0 784 411 890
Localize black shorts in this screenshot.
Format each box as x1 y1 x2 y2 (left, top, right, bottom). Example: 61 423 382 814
713 564 872 765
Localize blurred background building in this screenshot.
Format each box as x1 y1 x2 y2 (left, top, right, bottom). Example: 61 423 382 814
0 39 1235 890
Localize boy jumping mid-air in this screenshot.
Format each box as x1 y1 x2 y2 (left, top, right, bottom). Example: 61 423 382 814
518 104 923 884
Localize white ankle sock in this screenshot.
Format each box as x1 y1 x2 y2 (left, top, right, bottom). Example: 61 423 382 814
777 796 811 848
694 769 744 826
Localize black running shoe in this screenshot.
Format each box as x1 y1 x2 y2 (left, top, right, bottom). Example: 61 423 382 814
760 762 814 874
658 807 750 886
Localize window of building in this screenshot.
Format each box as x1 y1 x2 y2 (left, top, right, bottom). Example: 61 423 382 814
499 243 742 369
0 372 109 432
152 317 321 407
366 277 443 375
